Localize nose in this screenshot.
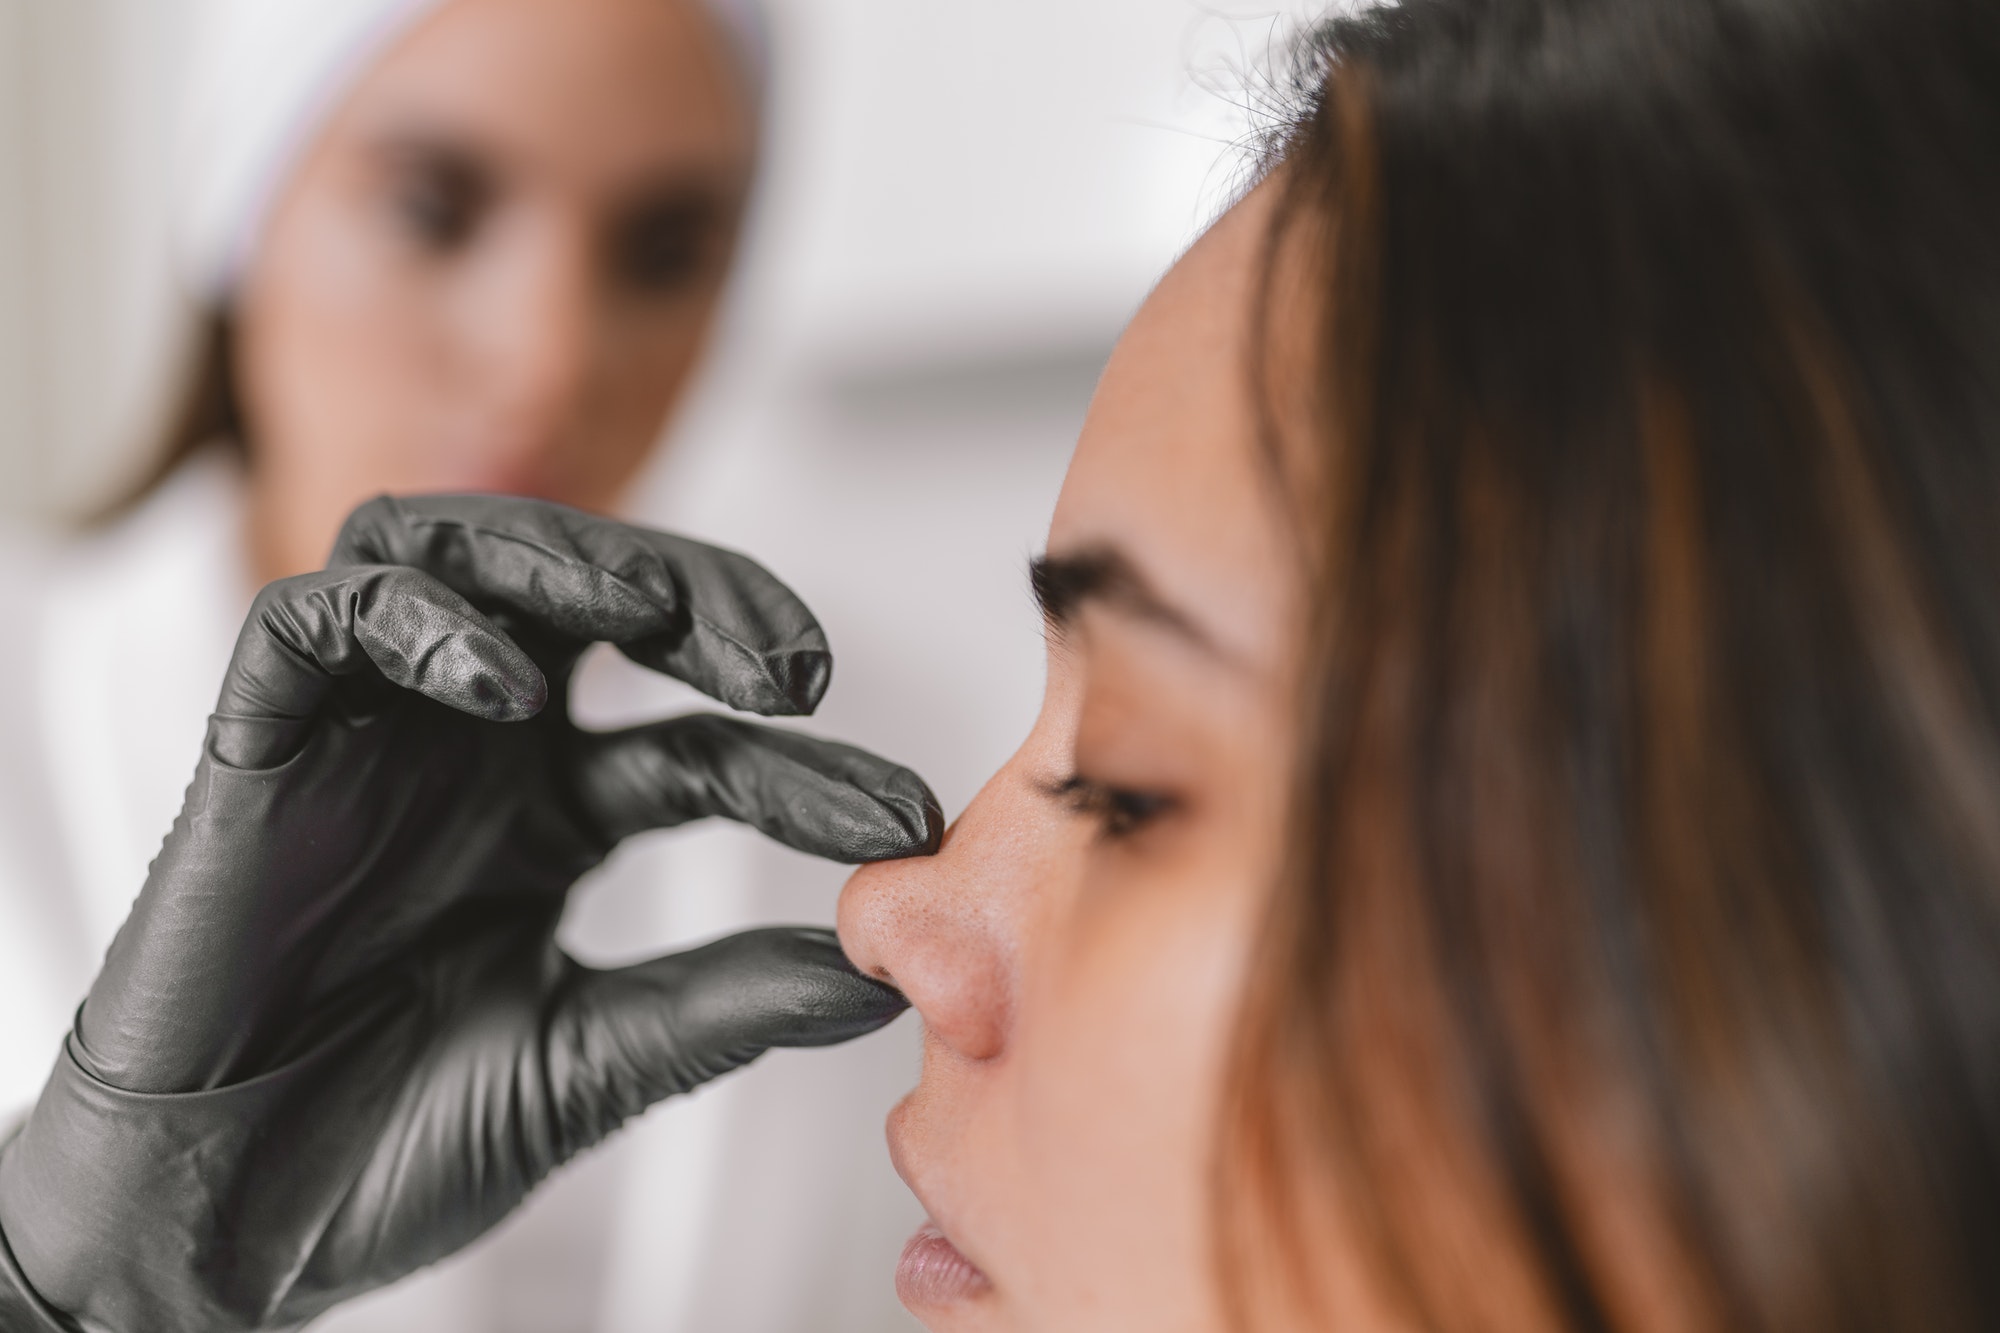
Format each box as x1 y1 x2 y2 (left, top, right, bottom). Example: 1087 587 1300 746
839 771 1041 1064
465 215 597 452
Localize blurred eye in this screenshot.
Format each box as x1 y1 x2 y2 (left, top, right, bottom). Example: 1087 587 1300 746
384 147 491 253
610 192 725 294
1046 773 1178 841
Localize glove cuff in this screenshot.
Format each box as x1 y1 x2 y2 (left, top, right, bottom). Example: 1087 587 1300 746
0 1008 418 1333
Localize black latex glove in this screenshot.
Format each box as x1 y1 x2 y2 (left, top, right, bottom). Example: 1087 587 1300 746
0 496 941 1332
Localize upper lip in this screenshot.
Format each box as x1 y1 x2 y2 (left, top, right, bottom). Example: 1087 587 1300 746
886 1094 985 1272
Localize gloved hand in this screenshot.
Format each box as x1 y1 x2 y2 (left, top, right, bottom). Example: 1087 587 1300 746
0 496 941 1333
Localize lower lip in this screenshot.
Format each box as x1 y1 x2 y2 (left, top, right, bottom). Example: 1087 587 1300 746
897 1220 992 1310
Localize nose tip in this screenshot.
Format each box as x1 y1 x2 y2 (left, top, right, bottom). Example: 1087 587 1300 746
836 857 906 987
837 837 1010 1063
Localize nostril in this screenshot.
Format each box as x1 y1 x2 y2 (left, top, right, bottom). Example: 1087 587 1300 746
834 812 1011 1062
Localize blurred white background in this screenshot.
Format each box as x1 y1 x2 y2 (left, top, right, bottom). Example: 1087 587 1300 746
0 1 1320 1328
0 0 1312 518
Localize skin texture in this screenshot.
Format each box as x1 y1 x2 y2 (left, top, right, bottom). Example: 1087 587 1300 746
235 0 754 583
838 186 1306 1330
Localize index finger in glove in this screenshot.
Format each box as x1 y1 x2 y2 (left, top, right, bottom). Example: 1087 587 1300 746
331 494 831 717
571 715 945 863
213 564 546 769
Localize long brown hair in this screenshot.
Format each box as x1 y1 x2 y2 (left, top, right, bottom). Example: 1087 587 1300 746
1224 1 2000 1328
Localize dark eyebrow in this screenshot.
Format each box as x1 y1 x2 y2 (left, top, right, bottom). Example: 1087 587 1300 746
1029 546 1223 656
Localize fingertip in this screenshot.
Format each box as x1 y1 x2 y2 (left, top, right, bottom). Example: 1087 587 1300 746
784 925 906 998
685 644 832 718
452 629 547 721
784 928 911 1039
874 768 947 859
477 663 549 721
326 493 399 566
766 648 833 717
681 927 910 1051
910 785 947 857
849 973 912 1030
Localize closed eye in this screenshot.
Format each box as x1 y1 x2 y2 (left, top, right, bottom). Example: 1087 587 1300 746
1042 773 1178 840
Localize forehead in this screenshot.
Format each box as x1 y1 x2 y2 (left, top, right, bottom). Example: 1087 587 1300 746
343 0 753 170
1048 184 1295 664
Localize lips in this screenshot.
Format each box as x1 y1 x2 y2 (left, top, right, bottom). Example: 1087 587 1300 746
898 1218 993 1310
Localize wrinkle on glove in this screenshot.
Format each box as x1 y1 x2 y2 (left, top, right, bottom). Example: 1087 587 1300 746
0 496 941 1333
332 494 831 716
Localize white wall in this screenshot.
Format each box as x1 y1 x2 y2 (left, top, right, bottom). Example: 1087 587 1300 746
0 0 203 518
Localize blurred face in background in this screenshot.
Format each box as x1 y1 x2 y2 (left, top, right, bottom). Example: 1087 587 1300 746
838 188 1312 1331
235 0 756 580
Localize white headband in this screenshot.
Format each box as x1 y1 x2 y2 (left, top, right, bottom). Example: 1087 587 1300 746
174 0 767 300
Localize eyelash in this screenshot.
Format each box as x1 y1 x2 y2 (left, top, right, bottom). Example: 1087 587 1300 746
1046 774 1177 840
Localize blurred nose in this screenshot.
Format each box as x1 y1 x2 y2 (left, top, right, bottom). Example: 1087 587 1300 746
467 216 597 454
839 769 1046 1063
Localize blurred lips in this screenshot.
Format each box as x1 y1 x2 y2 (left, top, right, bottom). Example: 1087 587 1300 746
440 463 561 501
430 431 569 501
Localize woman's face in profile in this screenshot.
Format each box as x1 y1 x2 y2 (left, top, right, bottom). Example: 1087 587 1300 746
236 0 753 576
839 187 1308 1331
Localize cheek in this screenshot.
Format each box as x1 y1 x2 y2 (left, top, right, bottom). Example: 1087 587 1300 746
261 185 441 351
573 303 722 477
242 198 449 469
1005 836 1270 1323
